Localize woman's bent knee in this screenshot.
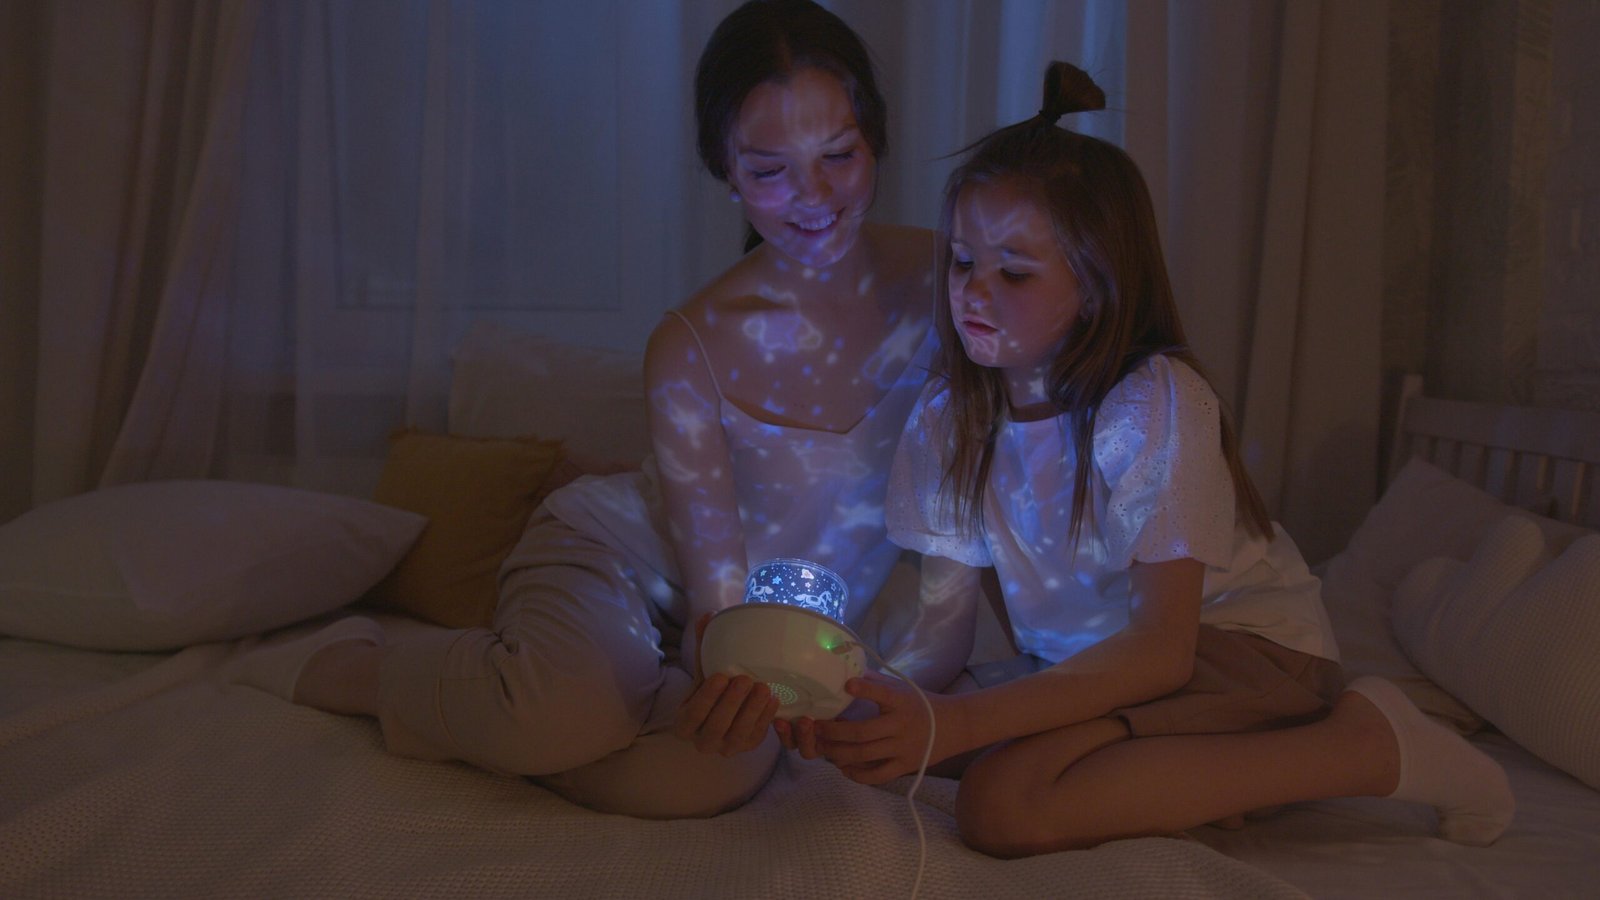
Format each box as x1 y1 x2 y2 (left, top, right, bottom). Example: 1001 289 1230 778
436 661 646 775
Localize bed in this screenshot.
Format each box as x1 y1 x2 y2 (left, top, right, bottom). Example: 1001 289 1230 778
2 327 1597 899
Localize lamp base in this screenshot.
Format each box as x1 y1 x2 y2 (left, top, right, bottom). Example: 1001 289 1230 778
699 603 867 720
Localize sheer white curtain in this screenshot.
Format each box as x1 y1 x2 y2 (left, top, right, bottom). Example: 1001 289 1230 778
222 0 729 494
1117 0 1388 562
11 0 1385 560
15 0 258 507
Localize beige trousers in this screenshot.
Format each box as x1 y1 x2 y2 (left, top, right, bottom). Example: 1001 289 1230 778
377 509 779 819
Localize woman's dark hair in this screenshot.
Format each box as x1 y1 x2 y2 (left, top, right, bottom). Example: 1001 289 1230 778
694 0 888 252
936 61 1273 544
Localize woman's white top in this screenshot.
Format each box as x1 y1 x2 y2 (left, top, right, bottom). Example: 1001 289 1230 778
542 314 937 633
887 355 1339 665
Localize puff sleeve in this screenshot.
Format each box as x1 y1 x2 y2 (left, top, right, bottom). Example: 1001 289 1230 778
1093 356 1236 571
886 382 993 567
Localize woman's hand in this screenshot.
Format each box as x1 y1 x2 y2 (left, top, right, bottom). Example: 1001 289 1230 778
673 613 781 756
815 672 952 784
773 715 826 759
773 677 885 755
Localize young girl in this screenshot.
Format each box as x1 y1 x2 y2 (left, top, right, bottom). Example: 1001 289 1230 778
812 61 1515 856
235 0 973 819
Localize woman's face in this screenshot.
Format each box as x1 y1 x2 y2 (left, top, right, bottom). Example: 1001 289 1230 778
948 178 1082 406
727 66 876 269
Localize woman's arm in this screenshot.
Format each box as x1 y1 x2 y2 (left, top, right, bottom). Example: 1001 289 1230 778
819 556 1204 780
644 314 779 754
643 314 750 634
873 554 983 691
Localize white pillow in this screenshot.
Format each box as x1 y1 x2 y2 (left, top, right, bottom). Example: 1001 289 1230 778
0 480 425 651
1320 553 1487 734
1394 517 1600 789
1319 458 1593 733
448 322 650 470
1344 457 1590 590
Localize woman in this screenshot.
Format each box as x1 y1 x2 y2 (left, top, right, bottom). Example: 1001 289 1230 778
238 0 975 819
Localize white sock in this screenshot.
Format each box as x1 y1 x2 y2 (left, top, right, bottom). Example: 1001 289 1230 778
1347 676 1514 845
230 616 384 702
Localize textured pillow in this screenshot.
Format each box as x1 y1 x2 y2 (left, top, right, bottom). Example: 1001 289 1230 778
1319 457 1594 733
1345 457 1590 590
448 322 650 470
0 480 425 651
1391 516 1549 660
365 430 566 629
1394 517 1600 789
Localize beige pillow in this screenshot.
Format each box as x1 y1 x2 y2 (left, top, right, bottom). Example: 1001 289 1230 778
367 430 566 629
1394 517 1600 789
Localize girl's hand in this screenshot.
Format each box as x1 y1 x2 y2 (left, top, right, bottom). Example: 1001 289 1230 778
673 613 781 756
815 672 949 784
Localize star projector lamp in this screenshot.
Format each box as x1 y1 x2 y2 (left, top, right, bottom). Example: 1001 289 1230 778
698 558 867 720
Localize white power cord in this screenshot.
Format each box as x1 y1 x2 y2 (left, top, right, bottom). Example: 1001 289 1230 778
837 641 936 900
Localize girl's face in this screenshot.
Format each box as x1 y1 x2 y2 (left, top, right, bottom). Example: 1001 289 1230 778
727 67 876 269
948 179 1082 406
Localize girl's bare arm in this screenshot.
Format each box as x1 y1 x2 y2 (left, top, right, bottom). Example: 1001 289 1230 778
819 557 1205 770
941 557 1202 752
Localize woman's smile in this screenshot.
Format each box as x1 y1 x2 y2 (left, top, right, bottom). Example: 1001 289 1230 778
790 210 841 234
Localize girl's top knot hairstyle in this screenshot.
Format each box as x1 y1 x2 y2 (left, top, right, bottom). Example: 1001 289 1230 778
1035 60 1106 127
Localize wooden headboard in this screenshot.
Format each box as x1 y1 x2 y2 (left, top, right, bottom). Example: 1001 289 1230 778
1390 375 1600 529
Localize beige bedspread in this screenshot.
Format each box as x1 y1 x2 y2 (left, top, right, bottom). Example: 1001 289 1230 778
0 636 1305 899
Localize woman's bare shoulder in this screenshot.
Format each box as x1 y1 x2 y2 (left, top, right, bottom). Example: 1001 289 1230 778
647 281 715 369
644 308 692 372
676 252 782 327
647 262 758 372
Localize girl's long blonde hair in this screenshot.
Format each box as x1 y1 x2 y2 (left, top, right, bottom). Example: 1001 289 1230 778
935 61 1273 545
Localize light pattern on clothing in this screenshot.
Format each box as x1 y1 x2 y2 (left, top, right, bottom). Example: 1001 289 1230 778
543 317 937 634
887 354 1338 664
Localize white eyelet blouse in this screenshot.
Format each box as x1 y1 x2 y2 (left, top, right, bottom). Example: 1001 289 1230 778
887 355 1339 665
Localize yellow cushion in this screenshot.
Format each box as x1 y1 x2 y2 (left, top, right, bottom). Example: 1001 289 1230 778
368 429 565 628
